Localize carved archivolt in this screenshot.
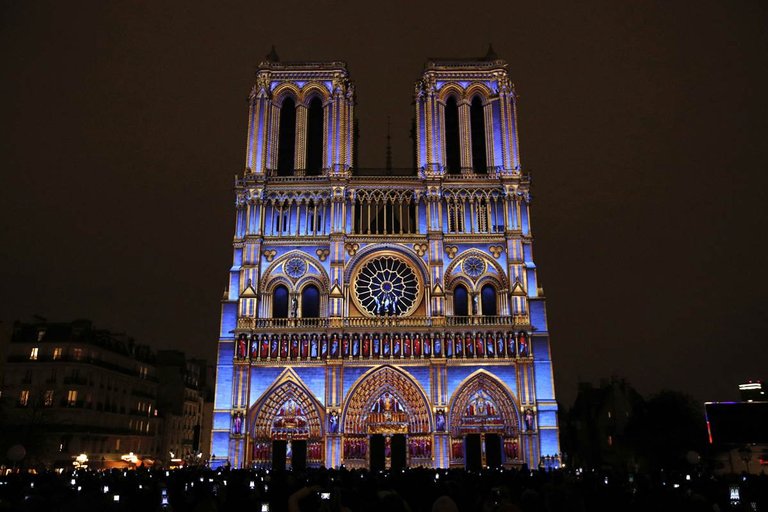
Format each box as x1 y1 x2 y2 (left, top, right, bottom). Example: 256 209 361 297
342 366 432 434
260 250 329 292
447 370 519 437
249 370 324 440
436 81 495 104
343 244 429 285
444 249 507 290
271 81 332 106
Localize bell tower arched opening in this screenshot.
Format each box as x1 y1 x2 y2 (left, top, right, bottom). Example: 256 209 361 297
445 96 461 174
277 97 297 176
470 96 487 173
306 97 324 175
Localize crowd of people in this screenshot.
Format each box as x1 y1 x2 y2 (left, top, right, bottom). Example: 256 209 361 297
0 465 765 512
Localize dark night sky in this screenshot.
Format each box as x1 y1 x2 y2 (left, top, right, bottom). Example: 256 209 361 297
1 1 767 406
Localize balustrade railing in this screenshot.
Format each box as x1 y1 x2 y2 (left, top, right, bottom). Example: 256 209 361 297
236 315 529 331
237 317 329 330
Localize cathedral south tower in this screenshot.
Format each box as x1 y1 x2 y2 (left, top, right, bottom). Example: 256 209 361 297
211 53 560 470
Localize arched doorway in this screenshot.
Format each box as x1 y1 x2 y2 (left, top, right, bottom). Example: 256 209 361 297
341 366 432 470
249 376 324 469
448 371 521 469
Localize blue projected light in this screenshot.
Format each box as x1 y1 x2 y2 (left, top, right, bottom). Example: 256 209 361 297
213 412 231 431
213 55 560 469
539 430 560 457
534 361 554 400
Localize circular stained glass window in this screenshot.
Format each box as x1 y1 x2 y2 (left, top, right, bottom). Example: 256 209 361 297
463 256 485 278
353 255 420 317
285 258 306 279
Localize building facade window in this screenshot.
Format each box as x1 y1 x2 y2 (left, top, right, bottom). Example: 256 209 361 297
52 347 63 360
306 97 324 175
44 390 54 407
481 284 497 316
301 285 320 317
454 285 469 316
277 97 297 176
29 347 38 360
67 390 78 407
444 96 461 174
273 285 289 318
470 96 487 173
19 390 30 407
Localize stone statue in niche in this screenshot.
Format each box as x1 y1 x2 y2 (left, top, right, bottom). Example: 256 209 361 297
524 408 535 431
328 411 339 433
232 411 243 435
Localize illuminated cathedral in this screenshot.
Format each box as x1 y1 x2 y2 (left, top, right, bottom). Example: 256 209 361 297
211 50 560 470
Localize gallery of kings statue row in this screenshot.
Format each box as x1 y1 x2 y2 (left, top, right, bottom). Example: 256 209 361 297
211 51 561 471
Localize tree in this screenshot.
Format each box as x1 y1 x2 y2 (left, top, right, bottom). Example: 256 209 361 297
626 390 707 470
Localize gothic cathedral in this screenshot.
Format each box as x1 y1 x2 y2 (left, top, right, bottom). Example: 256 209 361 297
211 52 560 470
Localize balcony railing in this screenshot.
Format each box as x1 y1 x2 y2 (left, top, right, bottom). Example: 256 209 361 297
237 317 330 330
236 315 529 331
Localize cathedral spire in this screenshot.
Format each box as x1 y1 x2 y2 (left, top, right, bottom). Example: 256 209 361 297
265 45 280 62
483 43 498 61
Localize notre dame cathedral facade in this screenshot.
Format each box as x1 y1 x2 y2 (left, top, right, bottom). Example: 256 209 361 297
211 52 560 470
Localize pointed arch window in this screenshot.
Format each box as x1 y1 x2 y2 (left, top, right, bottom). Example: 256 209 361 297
301 285 320 317
306 97 324 175
470 96 487 173
444 96 461 174
277 97 296 176
481 284 497 316
273 285 289 318
454 284 469 316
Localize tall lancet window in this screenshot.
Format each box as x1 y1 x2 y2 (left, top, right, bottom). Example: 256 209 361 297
301 285 320 317
454 285 469 316
273 285 289 318
481 284 497 316
470 96 487 173
277 97 297 176
306 97 324 176
444 96 461 174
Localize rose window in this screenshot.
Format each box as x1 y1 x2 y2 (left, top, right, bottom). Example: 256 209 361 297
463 256 485 278
285 257 307 279
353 256 420 317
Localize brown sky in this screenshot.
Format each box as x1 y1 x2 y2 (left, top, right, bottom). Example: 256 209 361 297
1 0 767 406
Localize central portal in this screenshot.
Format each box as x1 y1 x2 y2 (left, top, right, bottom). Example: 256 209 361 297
341 366 433 469
369 434 406 471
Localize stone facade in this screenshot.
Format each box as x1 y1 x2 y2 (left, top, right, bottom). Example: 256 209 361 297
211 53 560 470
